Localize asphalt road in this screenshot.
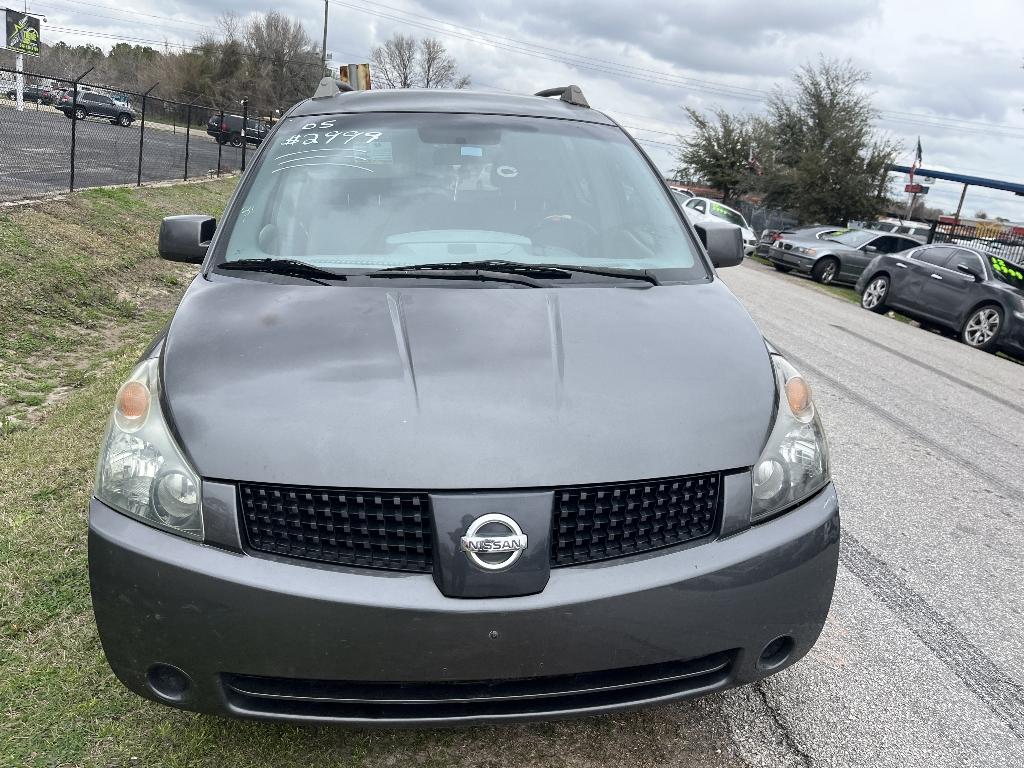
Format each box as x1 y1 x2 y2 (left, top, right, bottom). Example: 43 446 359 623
702 261 1023 767
0 103 246 201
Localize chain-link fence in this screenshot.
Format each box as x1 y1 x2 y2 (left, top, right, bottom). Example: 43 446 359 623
0 66 274 202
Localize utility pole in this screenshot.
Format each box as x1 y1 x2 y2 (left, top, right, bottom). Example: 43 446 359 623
320 1 329 76
15 0 27 111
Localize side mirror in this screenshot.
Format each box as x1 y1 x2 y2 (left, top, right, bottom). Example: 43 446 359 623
956 263 982 281
863 245 879 253
693 220 744 268
159 215 215 263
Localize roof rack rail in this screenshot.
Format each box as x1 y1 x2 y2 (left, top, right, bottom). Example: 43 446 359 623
534 85 590 108
312 77 354 100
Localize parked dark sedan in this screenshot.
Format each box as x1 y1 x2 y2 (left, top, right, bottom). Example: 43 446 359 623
4 83 54 104
755 225 847 258
768 228 922 285
856 244 1024 355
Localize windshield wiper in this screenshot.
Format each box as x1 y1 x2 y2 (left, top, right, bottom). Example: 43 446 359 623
216 258 345 285
374 259 658 286
365 266 543 288
539 263 658 286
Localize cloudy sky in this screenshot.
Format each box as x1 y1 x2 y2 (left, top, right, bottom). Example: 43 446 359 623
26 0 1024 220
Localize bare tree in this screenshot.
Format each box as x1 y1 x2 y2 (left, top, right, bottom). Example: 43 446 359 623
419 38 470 88
370 33 418 89
370 33 470 89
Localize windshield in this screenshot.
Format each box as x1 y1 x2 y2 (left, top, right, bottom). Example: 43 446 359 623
827 230 875 248
214 112 705 280
708 201 748 229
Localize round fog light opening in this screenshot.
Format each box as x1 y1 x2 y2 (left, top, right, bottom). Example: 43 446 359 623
152 470 199 526
758 635 795 671
146 663 191 702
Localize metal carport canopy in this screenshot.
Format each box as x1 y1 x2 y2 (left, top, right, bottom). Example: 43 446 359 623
887 164 1024 196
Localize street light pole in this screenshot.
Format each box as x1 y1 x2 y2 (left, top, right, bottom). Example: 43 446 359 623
320 0 329 76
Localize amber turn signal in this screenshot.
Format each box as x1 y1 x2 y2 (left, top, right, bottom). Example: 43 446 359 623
116 380 150 420
784 375 812 419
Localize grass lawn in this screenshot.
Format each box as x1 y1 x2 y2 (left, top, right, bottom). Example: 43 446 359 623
1 180 743 768
745 254 913 323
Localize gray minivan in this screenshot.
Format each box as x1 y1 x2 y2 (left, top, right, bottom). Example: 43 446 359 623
88 81 839 726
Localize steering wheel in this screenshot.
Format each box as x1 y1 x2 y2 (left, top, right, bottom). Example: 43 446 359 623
528 215 599 253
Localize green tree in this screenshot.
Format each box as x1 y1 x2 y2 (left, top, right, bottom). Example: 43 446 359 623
761 58 898 223
675 108 763 205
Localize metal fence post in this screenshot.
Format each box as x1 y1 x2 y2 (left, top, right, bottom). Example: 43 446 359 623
241 99 249 172
217 109 224 177
137 83 159 186
184 100 196 181
68 66 95 193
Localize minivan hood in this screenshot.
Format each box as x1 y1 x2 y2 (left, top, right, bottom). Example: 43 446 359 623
162 277 775 489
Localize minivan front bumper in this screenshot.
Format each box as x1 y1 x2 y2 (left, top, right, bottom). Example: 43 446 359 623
89 484 840 726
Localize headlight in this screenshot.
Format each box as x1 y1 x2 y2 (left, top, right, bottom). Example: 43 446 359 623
751 355 830 522
94 357 203 539
794 246 817 256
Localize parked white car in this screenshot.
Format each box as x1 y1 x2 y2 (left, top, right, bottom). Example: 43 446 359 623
682 197 757 255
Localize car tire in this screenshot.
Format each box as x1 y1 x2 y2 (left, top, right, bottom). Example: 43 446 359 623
961 305 1003 352
229 132 242 147
772 264 792 273
117 113 132 126
860 275 889 313
811 257 840 284
74 107 86 120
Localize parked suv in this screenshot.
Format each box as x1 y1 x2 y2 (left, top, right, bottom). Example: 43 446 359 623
856 244 1024 355
89 81 839 726
59 91 135 126
206 113 270 146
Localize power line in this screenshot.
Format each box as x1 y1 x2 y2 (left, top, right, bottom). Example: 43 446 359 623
34 4 201 39
35 0 211 31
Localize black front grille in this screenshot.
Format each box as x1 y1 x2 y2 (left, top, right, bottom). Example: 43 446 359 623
238 483 433 573
221 651 733 722
551 473 720 566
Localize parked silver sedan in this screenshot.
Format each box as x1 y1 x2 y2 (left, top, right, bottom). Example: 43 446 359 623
767 228 922 285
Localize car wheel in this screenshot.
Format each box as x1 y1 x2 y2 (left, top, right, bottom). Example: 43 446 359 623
811 257 840 284
961 305 1003 352
229 132 242 147
860 275 889 313
117 113 132 127
772 264 792 273
74 107 86 120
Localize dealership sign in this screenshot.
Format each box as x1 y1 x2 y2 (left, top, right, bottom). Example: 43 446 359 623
904 183 928 195
5 10 41 56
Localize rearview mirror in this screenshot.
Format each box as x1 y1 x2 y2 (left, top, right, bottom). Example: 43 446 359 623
693 220 744 268
956 263 982 281
159 215 216 263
